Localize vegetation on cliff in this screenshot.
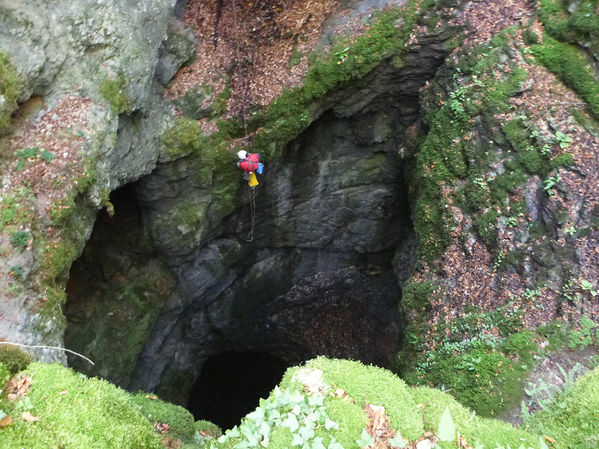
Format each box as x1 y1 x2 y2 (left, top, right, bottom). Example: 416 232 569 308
1 356 598 449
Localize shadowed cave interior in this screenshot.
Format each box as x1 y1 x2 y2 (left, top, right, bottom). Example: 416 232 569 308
64 84 425 428
188 351 289 430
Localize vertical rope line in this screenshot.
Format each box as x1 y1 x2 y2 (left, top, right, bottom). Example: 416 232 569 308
246 184 256 242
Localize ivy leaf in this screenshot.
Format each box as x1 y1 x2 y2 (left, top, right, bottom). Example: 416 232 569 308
260 434 270 447
268 409 281 422
299 424 315 441
389 432 407 448
328 437 344 449
258 420 270 437
356 428 375 448
283 412 300 432
292 433 305 447
308 395 324 406
325 418 338 430
312 437 326 449
247 407 265 424
438 407 456 442
227 426 241 438
289 389 305 404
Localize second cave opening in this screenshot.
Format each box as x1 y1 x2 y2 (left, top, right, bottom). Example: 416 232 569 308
188 351 289 429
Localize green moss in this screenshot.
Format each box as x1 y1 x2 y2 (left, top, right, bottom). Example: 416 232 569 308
99 73 133 114
402 304 532 417
0 346 33 374
132 393 195 439
538 0 599 53
65 260 174 386
0 363 10 387
195 420 222 437
411 386 538 448
474 208 500 246
527 366 599 449
211 81 231 117
430 344 530 417
401 280 436 311
249 4 424 159
532 34 599 119
409 37 531 263
0 362 161 449
318 398 366 447
307 357 424 439
0 51 21 135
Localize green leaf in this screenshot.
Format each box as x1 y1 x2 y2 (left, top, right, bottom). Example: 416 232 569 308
356 428 375 448
438 407 456 442
282 412 300 432
312 437 326 449
259 421 270 437
389 432 407 448
539 438 550 449
299 424 315 441
580 280 593 290
289 389 305 404
268 408 281 421
325 418 338 430
247 407 265 423
226 426 240 438
292 433 305 447
328 437 344 449
308 394 324 406
0 410 6 420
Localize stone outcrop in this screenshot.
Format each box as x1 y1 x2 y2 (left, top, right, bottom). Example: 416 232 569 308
0 0 598 422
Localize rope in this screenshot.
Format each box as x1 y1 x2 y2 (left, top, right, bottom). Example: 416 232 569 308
0 341 94 365
246 183 256 242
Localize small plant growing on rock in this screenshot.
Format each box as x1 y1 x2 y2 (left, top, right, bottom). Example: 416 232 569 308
9 265 23 278
10 230 29 252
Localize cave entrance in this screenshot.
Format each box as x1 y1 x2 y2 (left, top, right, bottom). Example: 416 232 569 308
188 351 289 429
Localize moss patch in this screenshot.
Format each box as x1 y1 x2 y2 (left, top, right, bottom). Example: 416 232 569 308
132 393 195 440
532 33 599 119
0 51 21 135
527 366 599 449
0 362 161 449
99 73 132 115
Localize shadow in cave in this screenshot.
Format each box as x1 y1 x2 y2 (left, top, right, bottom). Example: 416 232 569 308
188 351 289 429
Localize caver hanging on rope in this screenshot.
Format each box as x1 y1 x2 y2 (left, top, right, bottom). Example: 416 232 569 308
236 150 264 242
236 150 264 180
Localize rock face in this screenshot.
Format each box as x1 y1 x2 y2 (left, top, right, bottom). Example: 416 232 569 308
2 0 599 424
65 8 451 405
0 0 181 355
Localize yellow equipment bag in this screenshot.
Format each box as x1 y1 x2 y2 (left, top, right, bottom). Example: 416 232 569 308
248 172 259 188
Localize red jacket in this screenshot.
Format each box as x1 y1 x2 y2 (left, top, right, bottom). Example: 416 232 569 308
239 153 260 172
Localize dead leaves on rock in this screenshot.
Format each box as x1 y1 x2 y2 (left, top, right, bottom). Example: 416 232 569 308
364 404 410 449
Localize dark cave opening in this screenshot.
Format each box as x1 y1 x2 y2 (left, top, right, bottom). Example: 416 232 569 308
188 351 289 429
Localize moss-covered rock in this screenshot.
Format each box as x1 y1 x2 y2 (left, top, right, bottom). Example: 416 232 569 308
1 357 598 449
527 365 599 449
0 362 162 449
206 357 550 449
0 51 21 135
0 345 33 375
131 393 196 439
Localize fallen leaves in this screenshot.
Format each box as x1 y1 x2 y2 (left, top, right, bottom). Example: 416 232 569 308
21 411 38 422
0 415 14 428
5 375 32 402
